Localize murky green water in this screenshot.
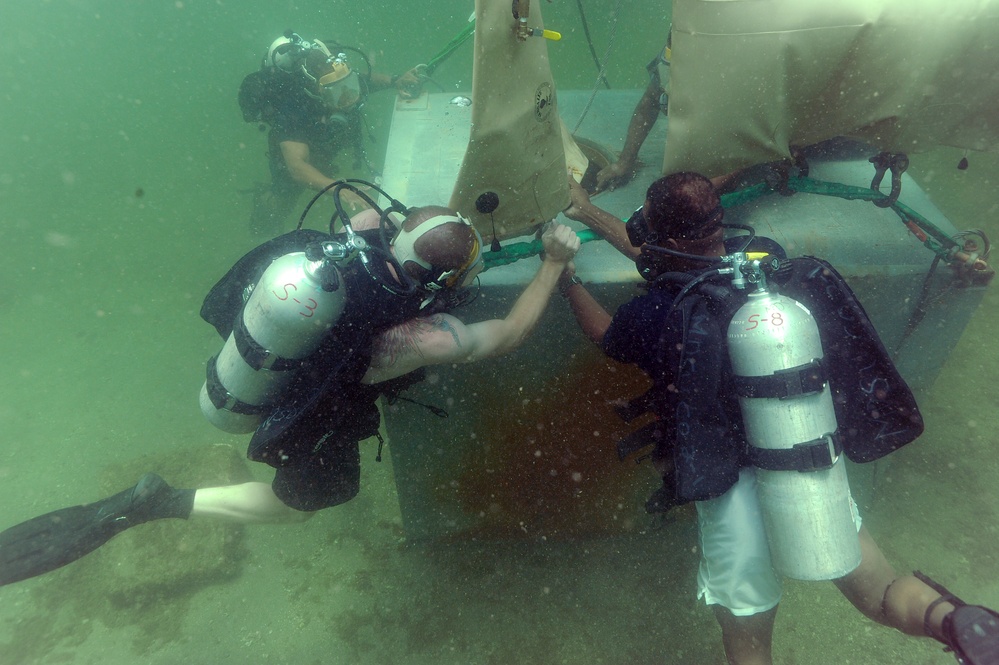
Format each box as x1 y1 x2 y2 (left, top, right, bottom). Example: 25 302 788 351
1 1 996 663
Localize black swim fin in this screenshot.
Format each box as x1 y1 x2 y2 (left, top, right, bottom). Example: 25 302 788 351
915 570 999 665
0 473 196 587
946 604 999 665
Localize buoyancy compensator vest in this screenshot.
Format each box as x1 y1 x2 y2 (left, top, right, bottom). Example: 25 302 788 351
618 255 923 506
663 277 746 503
610 272 747 504
772 256 924 461
200 227 430 467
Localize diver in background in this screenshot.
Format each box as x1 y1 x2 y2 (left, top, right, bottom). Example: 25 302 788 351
561 173 999 665
239 32 423 234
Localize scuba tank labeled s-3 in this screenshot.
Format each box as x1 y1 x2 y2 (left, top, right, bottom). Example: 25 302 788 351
199 179 420 437
200 250 347 434
727 275 861 581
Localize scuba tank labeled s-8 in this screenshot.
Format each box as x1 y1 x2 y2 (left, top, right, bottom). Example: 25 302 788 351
726 260 861 581
200 245 350 434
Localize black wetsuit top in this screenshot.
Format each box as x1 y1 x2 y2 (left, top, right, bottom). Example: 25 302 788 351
266 84 363 181
238 69 364 186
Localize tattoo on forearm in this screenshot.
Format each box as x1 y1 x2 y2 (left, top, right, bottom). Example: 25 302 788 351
370 315 462 368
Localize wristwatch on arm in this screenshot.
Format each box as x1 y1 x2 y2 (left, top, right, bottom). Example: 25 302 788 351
559 274 583 298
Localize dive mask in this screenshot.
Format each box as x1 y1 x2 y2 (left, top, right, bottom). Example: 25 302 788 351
625 206 654 247
627 204 725 247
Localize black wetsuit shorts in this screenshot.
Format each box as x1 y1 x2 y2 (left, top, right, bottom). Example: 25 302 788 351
271 439 361 512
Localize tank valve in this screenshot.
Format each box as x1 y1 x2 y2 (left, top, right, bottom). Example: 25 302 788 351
512 0 562 42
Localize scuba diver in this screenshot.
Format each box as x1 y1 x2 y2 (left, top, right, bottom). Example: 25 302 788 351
561 173 999 665
0 181 581 586
239 31 423 234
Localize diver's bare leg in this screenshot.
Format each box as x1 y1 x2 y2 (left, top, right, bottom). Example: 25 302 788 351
835 526 954 639
191 483 312 524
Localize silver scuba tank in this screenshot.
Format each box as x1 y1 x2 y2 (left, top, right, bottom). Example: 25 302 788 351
200 251 347 434
727 285 861 581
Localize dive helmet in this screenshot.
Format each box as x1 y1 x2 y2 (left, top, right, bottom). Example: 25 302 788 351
264 32 338 74
266 32 317 73
316 54 362 111
264 32 365 112
392 214 485 291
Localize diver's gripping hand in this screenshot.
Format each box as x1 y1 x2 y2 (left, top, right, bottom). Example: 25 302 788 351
541 223 581 264
0 473 196 586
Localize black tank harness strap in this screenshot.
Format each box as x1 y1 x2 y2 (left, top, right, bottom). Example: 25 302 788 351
609 272 743 461
203 307 308 415
734 358 840 472
731 358 827 399
232 309 305 371
203 354 271 416
747 431 843 472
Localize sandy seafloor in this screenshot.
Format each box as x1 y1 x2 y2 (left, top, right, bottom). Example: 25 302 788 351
2 2 999 663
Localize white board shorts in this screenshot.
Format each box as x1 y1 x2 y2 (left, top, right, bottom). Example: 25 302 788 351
695 467 862 616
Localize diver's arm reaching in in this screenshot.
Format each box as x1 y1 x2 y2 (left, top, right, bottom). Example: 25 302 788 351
556 267 612 346
361 223 580 382
594 79 662 192
278 140 368 212
564 177 642 261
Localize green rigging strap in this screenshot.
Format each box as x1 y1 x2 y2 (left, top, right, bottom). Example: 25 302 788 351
780 176 961 259
483 230 602 270
481 176 964 271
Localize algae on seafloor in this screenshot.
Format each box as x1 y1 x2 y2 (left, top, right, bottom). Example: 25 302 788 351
0 443 252 659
